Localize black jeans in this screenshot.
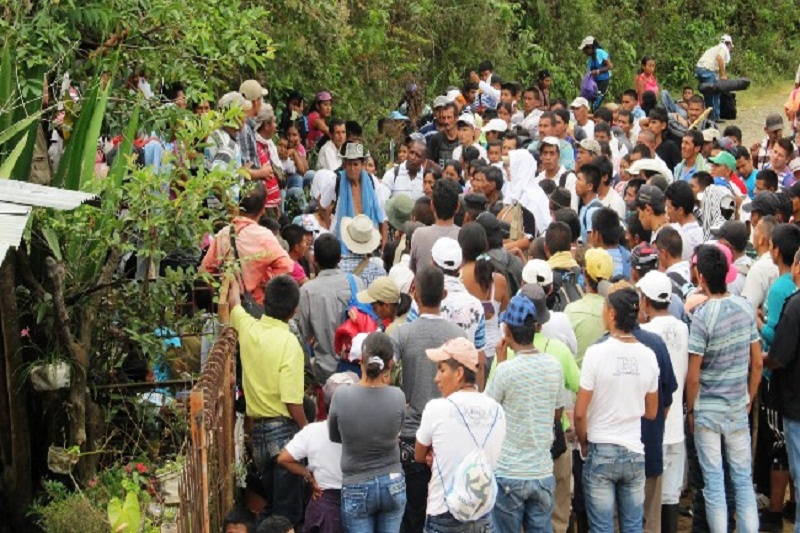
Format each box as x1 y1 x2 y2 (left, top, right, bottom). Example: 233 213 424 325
252 418 304 525
400 436 431 533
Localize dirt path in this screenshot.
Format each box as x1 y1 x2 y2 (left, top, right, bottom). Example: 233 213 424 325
730 80 794 147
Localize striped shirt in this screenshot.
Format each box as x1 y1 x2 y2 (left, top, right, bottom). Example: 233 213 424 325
688 295 759 414
485 351 563 479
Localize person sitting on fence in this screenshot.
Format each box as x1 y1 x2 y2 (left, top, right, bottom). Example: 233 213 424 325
228 274 308 526
277 371 358 533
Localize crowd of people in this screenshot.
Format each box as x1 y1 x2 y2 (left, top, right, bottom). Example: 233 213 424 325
150 33 800 533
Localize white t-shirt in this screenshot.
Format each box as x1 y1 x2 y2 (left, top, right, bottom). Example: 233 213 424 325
381 162 425 200
696 43 730 73
599 187 627 220
317 141 343 171
284 421 344 490
577 119 595 140
536 166 578 211
416 391 506 517
641 316 689 444
452 143 488 164
672 221 704 262
580 337 660 454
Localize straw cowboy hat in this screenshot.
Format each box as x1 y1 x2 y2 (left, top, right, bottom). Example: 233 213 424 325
340 214 381 254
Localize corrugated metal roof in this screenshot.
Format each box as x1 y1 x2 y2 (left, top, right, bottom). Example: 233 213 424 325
0 201 31 263
0 180 98 210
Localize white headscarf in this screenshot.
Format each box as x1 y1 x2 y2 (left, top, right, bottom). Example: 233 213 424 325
502 149 551 235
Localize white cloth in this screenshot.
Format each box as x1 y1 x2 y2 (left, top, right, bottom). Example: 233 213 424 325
536 166 578 211
317 141 342 171
542 311 579 357
416 391 506 517
311 169 337 202
452 143 488 164
599 187 626 220
502 149 538 204
577 119 595 140
518 110 543 138
284 421 344 490
696 43 730 73
741 252 779 311
580 337 660 454
381 162 425 200
666 261 691 283
728 255 752 296
478 80 501 103
642 316 689 445
672 221 704 262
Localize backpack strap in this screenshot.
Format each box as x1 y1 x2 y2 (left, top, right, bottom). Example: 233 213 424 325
557 169 568 188
447 398 500 449
228 225 255 300
346 273 358 301
353 256 371 276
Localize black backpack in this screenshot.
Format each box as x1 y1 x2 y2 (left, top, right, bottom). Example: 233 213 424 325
550 266 585 312
489 255 521 296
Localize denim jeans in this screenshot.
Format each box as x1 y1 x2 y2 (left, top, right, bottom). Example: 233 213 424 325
783 416 800 532
493 476 555 533
424 511 493 533
251 418 303 524
694 411 758 533
583 443 645 533
662 442 686 505
341 473 407 533
695 67 720 120
661 90 688 120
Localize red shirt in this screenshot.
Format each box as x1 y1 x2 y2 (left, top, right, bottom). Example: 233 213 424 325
256 142 282 209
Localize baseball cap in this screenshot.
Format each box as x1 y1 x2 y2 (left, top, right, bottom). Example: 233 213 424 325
519 284 551 325
693 243 737 284
357 276 400 305
578 138 601 155
636 271 673 304
584 248 614 281
578 36 596 50
570 97 590 110
464 193 488 211
499 294 538 327
239 79 268 101
709 151 737 172
322 371 359 404
433 95 449 109
540 136 560 148
717 137 736 155
742 191 780 214
789 159 800 174
710 220 749 252
721 34 734 46
549 187 572 210
765 114 784 132
522 259 554 286
631 242 659 272
315 91 333 102
481 118 508 133
490 74 505 86
426 337 479 372
457 113 476 128
431 237 463 270
702 128 721 143
637 184 666 210
217 91 252 112
446 89 462 103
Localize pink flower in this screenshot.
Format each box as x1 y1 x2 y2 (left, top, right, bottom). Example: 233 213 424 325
20 328 29 338
136 463 148 474
124 465 132 473
87 478 98 488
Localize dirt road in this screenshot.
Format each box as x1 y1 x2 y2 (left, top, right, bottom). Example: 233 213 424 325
729 80 795 147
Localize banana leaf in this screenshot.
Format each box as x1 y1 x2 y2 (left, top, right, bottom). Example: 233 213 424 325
0 131 29 178
54 84 98 189
76 81 110 191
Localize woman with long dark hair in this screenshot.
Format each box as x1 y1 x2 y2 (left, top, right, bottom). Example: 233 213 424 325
458 223 510 372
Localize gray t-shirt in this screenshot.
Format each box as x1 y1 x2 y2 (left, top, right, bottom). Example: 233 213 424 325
392 316 467 438
328 385 405 485
409 224 461 273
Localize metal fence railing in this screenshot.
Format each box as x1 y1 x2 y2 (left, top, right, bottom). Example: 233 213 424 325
177 325 237 533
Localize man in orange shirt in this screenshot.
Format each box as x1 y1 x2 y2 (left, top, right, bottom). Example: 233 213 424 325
200 181 293 306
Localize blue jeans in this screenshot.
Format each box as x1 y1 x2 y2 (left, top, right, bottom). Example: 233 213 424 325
583 443 645 533
695 67 720 120
251 418 303 524
694 412 758 533
424 511 493 533
783 416 800 532
493 476 555 533
341 473 407 533
661 90 688 120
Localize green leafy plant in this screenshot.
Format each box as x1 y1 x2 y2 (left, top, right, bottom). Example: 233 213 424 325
107 491 142 533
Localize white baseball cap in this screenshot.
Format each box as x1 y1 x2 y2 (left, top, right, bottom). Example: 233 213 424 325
570 97 590 110
522 259 554 286
481 118 508 133
457 113 476 128
431 237 463 270
636 270 673 304
540 136 560 148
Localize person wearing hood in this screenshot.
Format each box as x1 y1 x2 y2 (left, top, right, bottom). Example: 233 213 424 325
497 148 550 252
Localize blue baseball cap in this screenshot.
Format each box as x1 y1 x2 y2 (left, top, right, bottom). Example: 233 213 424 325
499 294 537 327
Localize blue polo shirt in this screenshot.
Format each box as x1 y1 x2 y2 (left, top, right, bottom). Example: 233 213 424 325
589 48 612 81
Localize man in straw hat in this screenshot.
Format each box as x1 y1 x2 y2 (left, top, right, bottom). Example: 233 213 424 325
339 214 386 287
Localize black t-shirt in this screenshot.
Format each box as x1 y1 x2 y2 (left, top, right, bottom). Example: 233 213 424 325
656 139 682 172
426 132 460 168
770 291 800 420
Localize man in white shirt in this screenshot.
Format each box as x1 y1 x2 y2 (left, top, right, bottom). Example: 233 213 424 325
665 181 704 261
594 156 626 218
517 87 543 138
695 35 733 121
451 113 487 162
711 221 752 296
381 139 427 200
655 227 691 285
316 119 347 171
741 215 779 311
415 338 506 531
637 272 689 533
571 97 595 140
536 137 578 211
